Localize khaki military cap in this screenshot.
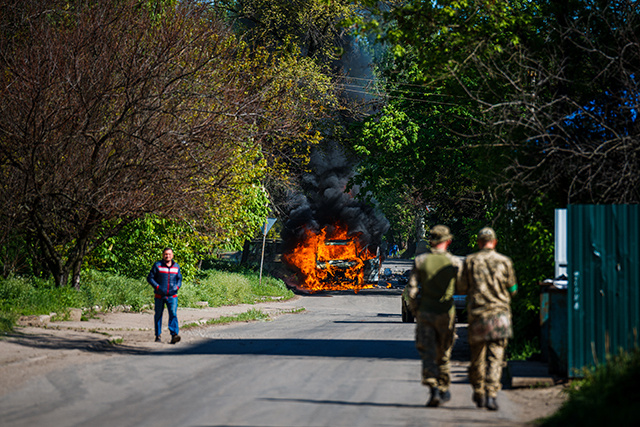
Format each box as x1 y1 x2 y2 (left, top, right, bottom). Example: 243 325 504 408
429 225 453 244
477 227 497 242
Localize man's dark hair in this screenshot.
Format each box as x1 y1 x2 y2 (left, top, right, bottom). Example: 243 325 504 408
163 247 173 253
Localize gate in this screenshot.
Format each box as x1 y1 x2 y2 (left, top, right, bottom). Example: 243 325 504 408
567 204 640 375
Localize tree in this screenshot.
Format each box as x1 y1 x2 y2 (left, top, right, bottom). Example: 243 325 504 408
495 1 640 204
211 0 377 226
349 74 492 254
0 0 332 286
353 0 640 353
211 0 357 61
360 0 640 205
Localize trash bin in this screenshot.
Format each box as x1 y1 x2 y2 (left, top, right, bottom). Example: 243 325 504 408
540 279 568 377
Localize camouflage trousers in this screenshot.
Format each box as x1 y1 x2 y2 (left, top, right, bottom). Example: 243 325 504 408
469 338 508 398
415 310 456 392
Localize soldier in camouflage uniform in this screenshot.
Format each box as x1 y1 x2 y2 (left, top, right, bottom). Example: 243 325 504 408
406 225 462 407
458 227 517 411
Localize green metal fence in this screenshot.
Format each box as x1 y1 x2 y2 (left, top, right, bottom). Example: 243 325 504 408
567 204 640 375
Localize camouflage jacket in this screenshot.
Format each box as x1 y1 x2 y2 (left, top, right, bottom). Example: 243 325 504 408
458 248 517 341
407 248 462 315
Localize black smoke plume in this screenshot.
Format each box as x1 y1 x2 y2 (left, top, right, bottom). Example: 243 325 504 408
282 146 389 252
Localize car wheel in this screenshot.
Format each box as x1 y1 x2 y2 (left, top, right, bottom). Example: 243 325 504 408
401 299 414 323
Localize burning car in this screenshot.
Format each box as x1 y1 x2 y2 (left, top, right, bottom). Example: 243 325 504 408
316 239 379 285
283 223 380 293
279 146 390 293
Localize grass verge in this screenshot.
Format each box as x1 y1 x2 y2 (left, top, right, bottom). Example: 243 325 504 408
182 307 306 330
539 347 640 426
182 308 270 329
0 267 294 333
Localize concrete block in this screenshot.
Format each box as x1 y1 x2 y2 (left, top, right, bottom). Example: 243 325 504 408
69 308 83 322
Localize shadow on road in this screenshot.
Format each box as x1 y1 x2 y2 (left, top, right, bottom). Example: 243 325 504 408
160 338 421 360
260 397 425 408
6 307 470 364
259 397 491 419
5 331 151 355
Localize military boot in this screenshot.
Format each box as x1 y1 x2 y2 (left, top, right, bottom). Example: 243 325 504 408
472 392 485 408
426 387 441 407
486 396 499 411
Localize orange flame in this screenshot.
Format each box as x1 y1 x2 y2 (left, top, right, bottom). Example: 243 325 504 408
283 222 376 293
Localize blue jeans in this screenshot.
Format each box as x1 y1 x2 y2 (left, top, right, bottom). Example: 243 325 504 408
154 296 179 337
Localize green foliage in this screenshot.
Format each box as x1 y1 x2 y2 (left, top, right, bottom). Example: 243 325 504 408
359 1 640 205
215 0 357 61
200 149 271 249
0 312 16 333
80 270 150 311
472 197 555 358
1 0 336 287
357 105 420 159
85 216 210 283
0 276 87 317
0 272 150 317
349 83 488 253
359 0 540 81
508 337 541 362
507 210 553 357
0 230 33 278
541 348 640 426
180 269 293 308
0 275 87 331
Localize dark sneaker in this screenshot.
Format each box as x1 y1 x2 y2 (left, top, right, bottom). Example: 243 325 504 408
155 336 161 343
440 390 451 403
170 334 181 344
426 388 441 407
485 396 498 411
473 392 485 408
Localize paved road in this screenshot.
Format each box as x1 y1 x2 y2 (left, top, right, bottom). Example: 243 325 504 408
0 289 525 427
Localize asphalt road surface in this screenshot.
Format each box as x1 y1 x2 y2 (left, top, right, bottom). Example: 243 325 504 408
0 288 526 427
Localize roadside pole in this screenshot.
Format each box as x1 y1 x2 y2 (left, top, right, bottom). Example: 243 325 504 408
259 218 277 287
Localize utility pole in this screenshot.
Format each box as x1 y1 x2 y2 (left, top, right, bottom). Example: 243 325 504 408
259 218 277 287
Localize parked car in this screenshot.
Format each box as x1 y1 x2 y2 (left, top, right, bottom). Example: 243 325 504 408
401 287 467 323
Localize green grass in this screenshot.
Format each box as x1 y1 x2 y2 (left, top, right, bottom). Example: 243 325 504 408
0 276 87 332
182 308 270 329
540 347 640 426
508 336 541 361
179 269 293 308
0 267 294 333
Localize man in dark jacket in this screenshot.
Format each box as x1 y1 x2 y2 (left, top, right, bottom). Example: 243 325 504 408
147 247 182 344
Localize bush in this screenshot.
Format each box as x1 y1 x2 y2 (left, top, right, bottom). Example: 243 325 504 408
180 269 293 308
0 275 86 316
84 216 214 283
0 311 18 333
80 270 150 311
541 348 640 426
